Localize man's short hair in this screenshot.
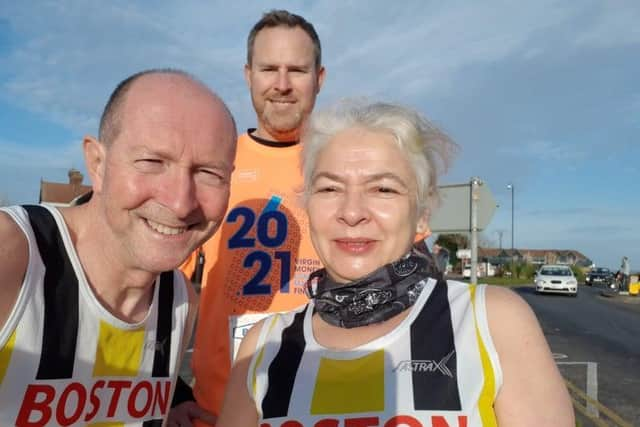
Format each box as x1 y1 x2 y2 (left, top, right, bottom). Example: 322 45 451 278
247 9 322 69
98 68 194 146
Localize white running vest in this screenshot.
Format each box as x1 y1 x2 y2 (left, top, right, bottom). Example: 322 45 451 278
0 205 190 426
248 278 502 427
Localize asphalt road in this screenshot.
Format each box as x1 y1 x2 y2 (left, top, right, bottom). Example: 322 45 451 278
515 284 640 426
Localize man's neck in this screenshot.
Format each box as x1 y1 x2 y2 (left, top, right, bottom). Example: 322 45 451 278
250 127 300 144
63 204 158 323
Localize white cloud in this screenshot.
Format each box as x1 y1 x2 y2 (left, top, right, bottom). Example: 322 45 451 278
0 137 87 204
0 1 250 133
0 137 84 169
2 1 631 134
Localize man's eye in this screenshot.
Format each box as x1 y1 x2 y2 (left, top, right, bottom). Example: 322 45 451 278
317 186 337 193
135 159 163 171
311 185 337 194
198 169 226 185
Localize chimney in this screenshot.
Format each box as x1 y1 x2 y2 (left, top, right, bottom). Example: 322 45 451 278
68 169 83 186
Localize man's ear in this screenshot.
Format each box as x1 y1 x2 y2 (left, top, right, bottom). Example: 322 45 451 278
83 136 106 193
243 64 252 89
316 66 326 93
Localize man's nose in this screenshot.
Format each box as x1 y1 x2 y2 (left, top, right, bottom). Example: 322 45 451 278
275 69 292 92
163 169 199 219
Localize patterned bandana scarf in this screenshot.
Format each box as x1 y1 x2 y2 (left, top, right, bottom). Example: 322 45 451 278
305 240 443 328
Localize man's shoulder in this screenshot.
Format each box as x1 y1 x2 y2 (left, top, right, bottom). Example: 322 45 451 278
0 206 29 249
0 206 30 331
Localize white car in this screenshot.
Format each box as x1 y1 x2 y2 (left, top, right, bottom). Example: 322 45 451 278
535 265 578 296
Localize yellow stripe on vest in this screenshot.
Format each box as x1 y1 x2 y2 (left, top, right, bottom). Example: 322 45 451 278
311 350 385 414
93 320 144 377
0 330 17 385
470 285 498 427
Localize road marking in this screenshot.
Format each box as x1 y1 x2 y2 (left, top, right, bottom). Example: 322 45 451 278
557 361 599 417
565 378 633 427
553 353 568 359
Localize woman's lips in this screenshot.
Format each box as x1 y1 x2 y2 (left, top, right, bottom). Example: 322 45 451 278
333 239 376 254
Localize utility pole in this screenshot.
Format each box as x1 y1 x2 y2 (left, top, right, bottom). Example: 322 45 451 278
470 177 481 285
507 183 515 276
495 230 504 249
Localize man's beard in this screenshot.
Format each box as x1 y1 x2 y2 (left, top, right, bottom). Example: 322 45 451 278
262 108 304 136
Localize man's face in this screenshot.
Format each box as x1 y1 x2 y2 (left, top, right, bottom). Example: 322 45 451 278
90 76 237 274
245 26 325 141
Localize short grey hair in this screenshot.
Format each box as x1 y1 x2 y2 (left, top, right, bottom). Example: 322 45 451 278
301 100 458 215
247 9 322 69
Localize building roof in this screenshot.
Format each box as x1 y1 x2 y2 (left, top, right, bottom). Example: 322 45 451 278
39 181 92 205
39 169 92 205
477 247 591 265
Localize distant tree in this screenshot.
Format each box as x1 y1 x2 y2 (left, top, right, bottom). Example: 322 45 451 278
570 265 585 284
478 232 495 248
521 263 537 279
435 233 470 271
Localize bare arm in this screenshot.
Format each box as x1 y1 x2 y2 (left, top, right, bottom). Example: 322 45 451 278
0 211 28 333
487 286 574 426
215 319 263 427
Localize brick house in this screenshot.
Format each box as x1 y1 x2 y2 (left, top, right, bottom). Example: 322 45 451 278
478 247 591 267
39 169 92 206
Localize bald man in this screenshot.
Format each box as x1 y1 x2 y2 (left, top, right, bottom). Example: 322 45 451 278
0 69 237 426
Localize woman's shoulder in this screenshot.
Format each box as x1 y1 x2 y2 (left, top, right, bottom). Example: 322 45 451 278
243 304 311 347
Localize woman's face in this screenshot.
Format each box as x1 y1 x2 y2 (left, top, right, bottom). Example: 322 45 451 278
306 126 428 283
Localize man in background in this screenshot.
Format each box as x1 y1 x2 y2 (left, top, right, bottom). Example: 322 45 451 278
620 256 631 293
170 9 326 427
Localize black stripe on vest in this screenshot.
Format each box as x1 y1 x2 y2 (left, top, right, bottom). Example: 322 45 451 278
262 307 308 419
24 205 80 380
410 279 461 410
143 272 174 426
151 271 174 378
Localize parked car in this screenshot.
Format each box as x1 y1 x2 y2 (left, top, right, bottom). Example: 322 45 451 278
462 263 496 278
585 267 613 287
535 264 578 296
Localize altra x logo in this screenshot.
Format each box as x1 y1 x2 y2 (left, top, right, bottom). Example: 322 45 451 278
393 350 455 377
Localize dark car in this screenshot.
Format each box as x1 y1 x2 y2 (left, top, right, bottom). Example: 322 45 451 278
585 267 613 286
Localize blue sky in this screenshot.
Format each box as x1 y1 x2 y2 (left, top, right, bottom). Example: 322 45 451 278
0 1 638 270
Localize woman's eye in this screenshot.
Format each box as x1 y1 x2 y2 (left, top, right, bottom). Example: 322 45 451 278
377 186 398 194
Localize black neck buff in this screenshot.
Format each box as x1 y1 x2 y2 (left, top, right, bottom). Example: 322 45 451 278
306 240 443 329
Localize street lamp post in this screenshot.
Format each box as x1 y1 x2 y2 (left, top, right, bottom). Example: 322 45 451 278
507 183 514 276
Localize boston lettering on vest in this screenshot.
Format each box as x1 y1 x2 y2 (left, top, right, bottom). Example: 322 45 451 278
260 415 468 427
16 379 171 426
